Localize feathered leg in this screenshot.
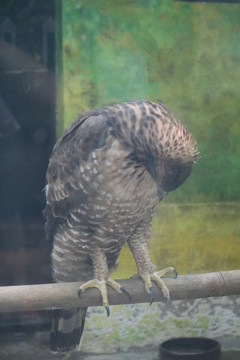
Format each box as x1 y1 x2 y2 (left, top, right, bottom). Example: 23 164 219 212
128 237 177 303
78 249 131 316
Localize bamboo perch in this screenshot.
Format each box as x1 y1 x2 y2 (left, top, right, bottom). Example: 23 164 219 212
0 270 239 313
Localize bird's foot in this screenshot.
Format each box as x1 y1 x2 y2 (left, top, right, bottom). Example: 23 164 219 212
78 278 131 316
141 266 177 305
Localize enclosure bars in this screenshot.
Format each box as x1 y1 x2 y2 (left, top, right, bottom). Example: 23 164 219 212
0 271 239 313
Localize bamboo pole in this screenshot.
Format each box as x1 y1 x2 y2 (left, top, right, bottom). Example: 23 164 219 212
0 270 239 313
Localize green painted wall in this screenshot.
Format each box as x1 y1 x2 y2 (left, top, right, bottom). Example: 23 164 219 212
60 0 240 203
58 0 240 275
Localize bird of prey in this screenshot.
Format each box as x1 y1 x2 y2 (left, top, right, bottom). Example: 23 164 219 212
44 100 198 352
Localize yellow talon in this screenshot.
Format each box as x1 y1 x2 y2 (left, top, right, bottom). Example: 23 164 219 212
78 277 132 315
140 267 177 304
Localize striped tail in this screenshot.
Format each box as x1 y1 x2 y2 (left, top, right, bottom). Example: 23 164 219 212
50 307 87 353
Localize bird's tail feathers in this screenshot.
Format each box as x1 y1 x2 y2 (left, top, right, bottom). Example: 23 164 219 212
50 307 87 353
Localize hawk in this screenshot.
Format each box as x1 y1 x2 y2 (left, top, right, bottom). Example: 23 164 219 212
44 100 198 352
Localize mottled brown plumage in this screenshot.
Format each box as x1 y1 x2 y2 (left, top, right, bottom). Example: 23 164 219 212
45 100 198 352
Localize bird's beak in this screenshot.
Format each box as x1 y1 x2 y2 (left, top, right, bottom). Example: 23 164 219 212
157 185 167 201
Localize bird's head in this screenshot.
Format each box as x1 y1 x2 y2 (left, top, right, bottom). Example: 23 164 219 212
143 155 196 201
111 100 199 201
160 157 195 191
141 119 199 200
144 155 197 201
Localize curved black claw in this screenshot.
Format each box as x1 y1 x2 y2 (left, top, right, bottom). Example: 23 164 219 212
173 268 178 279
165 267 178 279
120 286 132 301
78 288 82 298
105 306 110 317
149 286 154 306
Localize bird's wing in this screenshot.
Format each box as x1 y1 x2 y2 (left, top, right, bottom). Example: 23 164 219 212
45 109 112 240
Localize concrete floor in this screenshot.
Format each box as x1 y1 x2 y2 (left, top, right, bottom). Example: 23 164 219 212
0 330 240 360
